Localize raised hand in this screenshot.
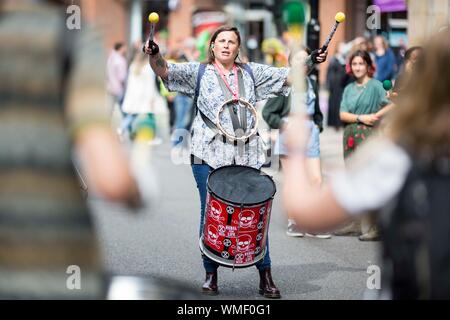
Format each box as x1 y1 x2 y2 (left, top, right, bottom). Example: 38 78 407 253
311 48 328 64
143 40 159 56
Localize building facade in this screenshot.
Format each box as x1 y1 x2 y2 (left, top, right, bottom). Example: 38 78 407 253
75 0 449 83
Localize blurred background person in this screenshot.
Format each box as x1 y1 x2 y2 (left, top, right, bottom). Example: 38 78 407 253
180 37 200 63
283 27 450 299
119 46 163 145
326 42 352 130
373 35 398 82
337 50 392 240
171 45 195 149
348 37 372 59
181 37 202 133
261 38 288 67
0 0 139 299
106 42 128 121
394 38 408 75
157 50 177 134
340 50 391 168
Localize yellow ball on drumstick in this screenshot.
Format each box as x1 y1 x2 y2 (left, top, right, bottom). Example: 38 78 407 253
320 12 346 52
146 12 159 43
148 12 159 24
335 12 346 23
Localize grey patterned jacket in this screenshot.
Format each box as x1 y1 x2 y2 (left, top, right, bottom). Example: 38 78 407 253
163 62 290 169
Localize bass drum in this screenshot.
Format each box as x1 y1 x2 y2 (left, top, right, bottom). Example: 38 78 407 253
200 165 276 268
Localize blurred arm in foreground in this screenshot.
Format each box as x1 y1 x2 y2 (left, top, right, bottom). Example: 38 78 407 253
66 22 140 207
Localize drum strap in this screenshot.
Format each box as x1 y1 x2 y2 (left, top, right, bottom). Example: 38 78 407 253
194 64 256 146
215 69 250 157
214 68 247 137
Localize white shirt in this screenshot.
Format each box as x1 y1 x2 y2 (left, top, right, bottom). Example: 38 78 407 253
332 137 412 215
106 50 127 97
122 63 161 114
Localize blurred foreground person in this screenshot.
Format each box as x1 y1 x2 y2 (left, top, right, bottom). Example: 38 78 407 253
106 42 128 117
120 48 163 145
262 48 329 239
283 28 450 299
0 0 139 299
326 42 352 129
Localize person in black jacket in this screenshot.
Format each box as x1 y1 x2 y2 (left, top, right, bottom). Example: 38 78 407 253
262 48 330 239
326 42 352 129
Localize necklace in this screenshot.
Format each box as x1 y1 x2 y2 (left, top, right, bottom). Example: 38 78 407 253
214 63 239 101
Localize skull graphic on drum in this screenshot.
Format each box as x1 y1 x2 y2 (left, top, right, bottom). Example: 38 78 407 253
206 224 222 249
235 253 245 264
236 234 254 252
209 200 225 222
238 210 256 229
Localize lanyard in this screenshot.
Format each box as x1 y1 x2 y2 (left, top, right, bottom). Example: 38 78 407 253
214 63 239 101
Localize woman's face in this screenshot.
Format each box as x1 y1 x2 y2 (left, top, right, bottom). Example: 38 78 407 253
374 37 384 50
212 31 240 65
351 56 369 79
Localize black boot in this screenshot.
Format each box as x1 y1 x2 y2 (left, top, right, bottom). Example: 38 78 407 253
258 268 281 299
202 271 218 295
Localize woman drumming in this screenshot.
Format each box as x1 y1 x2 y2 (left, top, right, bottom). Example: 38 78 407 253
144 26 326 298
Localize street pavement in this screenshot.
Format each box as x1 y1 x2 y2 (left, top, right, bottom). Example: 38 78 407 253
90 97 381 300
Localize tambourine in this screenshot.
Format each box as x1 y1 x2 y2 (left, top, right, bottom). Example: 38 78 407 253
215 98 259 142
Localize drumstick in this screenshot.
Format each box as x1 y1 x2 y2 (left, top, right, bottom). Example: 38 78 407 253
147 12 159 43
320 12 346 52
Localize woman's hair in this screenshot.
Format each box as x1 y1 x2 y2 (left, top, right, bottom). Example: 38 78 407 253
349 37 369 54
207 26 241 64
346 50 376 77
404 46 423 62
389 27 450 157
114 42 125 51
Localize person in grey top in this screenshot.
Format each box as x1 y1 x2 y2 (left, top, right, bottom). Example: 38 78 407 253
144 26 327 298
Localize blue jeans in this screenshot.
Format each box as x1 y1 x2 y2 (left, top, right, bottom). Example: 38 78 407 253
120 114 138 135
191 164 272 273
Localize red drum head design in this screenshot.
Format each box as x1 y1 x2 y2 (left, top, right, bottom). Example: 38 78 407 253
199 165 276 268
